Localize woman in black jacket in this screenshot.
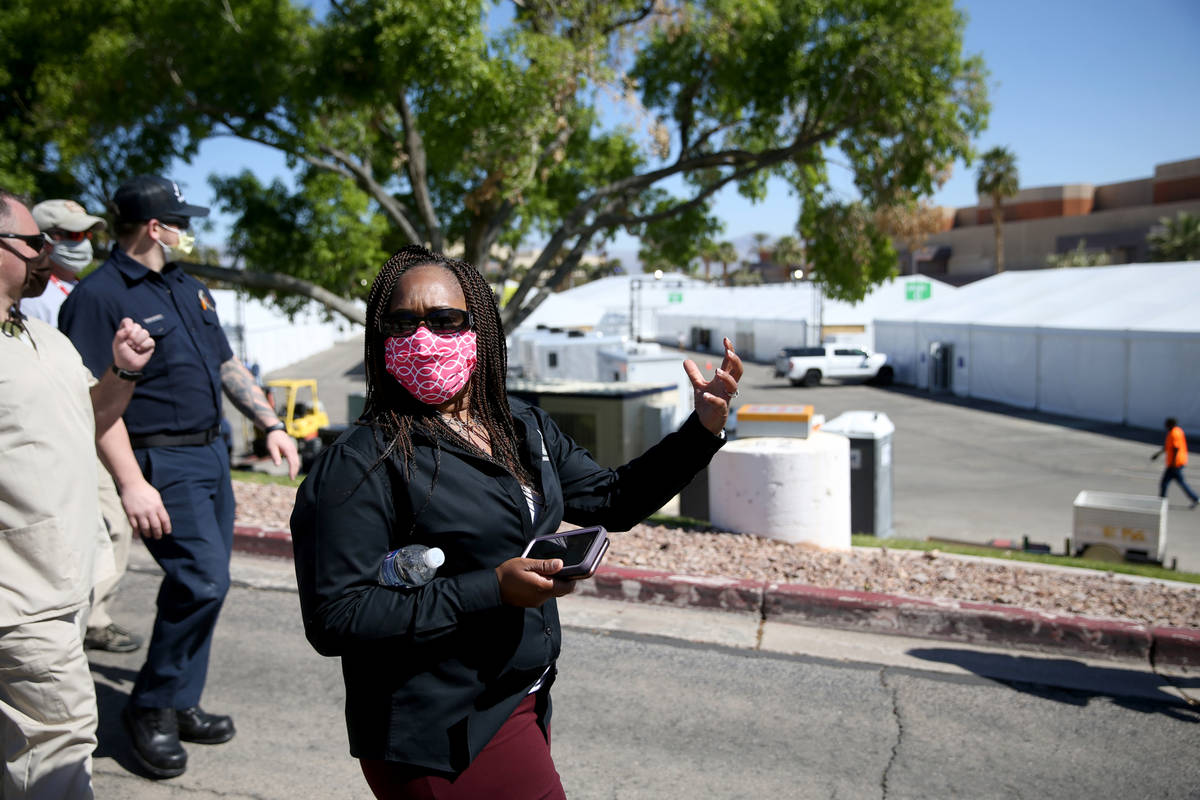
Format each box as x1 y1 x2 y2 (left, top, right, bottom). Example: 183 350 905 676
291 245 741 799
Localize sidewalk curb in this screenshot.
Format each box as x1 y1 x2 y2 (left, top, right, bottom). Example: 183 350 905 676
232 526 1199 667
233 526 295 559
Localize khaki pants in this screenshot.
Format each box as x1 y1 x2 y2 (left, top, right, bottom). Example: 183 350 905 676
0 610 96 800
88 468 132 633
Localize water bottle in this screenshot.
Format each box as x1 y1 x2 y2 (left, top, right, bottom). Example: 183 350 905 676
378 545 445 588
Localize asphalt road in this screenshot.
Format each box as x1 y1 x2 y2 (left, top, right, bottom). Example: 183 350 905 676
725 356 1200 573
90 554 1200 799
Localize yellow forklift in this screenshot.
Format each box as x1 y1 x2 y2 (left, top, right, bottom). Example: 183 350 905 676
253 379 330 471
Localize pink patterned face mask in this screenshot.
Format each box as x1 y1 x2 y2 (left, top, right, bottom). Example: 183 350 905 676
384 327 478 405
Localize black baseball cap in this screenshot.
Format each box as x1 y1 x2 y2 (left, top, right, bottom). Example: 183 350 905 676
112 175 210 224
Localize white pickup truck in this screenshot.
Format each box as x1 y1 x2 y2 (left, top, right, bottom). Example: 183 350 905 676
774 345 893 387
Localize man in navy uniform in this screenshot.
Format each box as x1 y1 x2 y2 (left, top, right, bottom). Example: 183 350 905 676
59 175 300 779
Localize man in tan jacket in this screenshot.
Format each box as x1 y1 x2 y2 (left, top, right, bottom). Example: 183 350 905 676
0 189 154 799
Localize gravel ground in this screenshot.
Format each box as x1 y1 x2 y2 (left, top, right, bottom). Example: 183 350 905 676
233 480 1200 630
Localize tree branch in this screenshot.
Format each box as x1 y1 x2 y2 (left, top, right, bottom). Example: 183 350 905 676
603 0 657 35
501 232 595 330
319 145 424 244
182 261 366 326
396 92 443 251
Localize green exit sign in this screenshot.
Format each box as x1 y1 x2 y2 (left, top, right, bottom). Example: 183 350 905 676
668 292 684 303
905 281 931 301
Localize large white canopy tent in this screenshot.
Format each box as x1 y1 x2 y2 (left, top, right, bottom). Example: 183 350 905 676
514 273 703 338
873 262 1200 431
650 276 956 361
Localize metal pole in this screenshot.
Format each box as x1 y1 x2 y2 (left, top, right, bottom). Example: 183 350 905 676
629 278 641 342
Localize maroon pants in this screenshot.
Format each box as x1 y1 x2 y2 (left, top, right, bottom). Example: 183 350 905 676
360 694 565 800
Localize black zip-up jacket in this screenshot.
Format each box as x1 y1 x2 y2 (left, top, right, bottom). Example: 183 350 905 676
290 398 724 773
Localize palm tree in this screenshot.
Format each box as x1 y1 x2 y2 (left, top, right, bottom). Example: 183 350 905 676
751 232 771 263
715 241 738 286
698 240 720 282
772 235 806 277
1148 211 1200 262
976 146 1020 273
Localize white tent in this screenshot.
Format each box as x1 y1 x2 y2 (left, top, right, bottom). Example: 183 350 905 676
515 273 703 339
651 276 955 361
873 262 1200 430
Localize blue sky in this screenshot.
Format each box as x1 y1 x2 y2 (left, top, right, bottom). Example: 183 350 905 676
171 0 1200 261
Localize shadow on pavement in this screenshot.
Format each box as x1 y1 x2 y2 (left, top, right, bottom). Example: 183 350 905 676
90 662 163 779
878 385 1161 445
907 647 1200 723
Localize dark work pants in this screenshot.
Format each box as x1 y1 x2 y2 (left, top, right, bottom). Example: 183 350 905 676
131 440 235 710
1161 465 1199 503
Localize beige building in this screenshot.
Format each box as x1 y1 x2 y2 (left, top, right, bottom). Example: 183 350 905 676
910 156 1200 283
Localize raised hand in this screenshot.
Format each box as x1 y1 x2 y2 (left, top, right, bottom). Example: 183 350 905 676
112 317 155 373
682 337 744 436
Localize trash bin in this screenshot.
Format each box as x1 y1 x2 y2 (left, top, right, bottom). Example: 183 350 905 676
1072 490 1167 563
821 411 894 538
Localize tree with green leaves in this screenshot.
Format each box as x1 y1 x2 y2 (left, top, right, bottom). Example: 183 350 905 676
4 0 988 328
715 240 739 286
1147 212 1200 262
1045 240 1111 268
751 232 772 263
875 197 950 274
976 146 1019 273
1046 241 1110 268
771 235 806 275
698 239 720 282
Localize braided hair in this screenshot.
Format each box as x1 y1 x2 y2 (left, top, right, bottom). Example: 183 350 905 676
362 244 536 489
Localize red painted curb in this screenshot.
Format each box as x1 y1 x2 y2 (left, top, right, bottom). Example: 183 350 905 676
1152 626 1200 669
229 529 1200 666
576 566 764 615
232 526 294 559
764 581 1156 662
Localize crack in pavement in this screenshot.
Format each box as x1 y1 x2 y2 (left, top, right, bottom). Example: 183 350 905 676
879 667 902 800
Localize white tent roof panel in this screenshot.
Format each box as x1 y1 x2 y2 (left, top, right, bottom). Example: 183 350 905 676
876 262 1199 332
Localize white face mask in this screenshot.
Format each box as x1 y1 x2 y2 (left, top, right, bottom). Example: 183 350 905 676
158 223 196 260
50 238 94 274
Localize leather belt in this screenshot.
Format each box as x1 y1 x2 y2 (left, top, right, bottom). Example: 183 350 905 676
129 426 222 449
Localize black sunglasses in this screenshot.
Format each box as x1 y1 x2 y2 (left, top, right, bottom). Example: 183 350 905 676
379 308 473 338
0 232 51 258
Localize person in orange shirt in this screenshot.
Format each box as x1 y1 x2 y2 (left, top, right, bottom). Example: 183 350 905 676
1151 417 1198 508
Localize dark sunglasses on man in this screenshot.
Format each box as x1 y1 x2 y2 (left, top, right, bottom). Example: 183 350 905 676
379 308 473 338
0 232 52 261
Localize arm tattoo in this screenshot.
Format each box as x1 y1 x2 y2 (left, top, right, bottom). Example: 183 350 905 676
220 358 278 429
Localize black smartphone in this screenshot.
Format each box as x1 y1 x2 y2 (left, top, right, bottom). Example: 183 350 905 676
520 525 610 580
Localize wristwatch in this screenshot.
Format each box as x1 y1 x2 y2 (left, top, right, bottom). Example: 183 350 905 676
263 422 287 435
111 364 144 382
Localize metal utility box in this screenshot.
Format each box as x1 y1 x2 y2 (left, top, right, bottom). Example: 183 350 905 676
506 379 678 468
597 344 693 427
510 329 624 382
1072 491 1167 563
822 411 895 538
731 404 819 439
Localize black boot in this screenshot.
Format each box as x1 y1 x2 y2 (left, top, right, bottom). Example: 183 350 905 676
176 706 236 744
123 705 187 778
